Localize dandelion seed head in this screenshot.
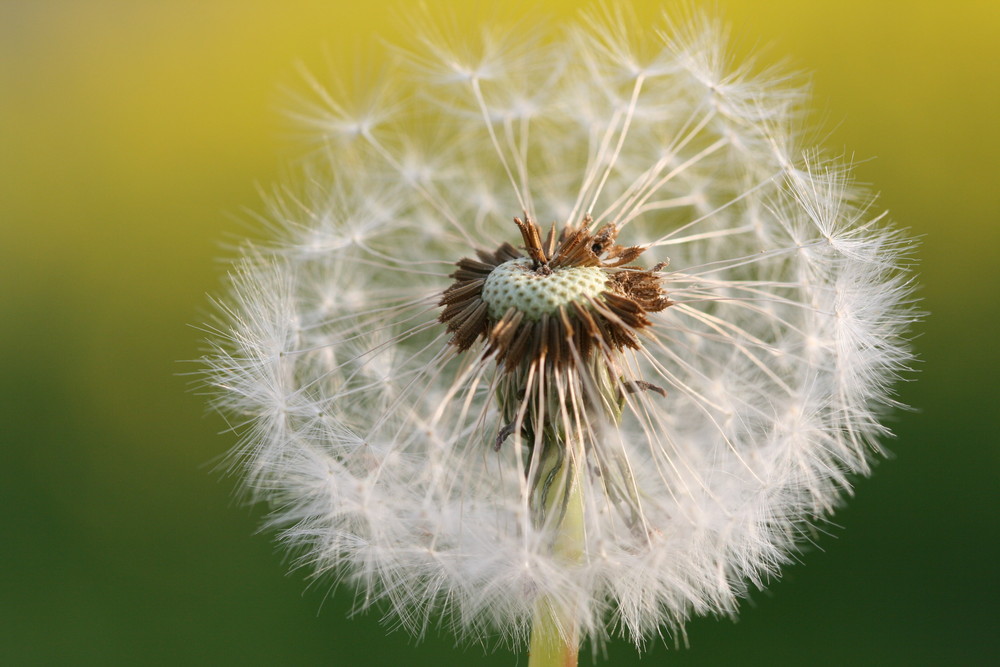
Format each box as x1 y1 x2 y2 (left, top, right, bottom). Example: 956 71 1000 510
204 3 918 650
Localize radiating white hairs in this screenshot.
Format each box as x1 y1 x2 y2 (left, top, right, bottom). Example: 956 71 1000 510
205 4 916 649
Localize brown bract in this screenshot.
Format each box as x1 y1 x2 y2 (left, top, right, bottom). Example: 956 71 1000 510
439 216 672 371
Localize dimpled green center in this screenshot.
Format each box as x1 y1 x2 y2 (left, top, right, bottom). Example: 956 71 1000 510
481 258 609 321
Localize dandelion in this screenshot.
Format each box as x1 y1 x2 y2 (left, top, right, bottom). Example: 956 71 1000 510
204 5 917 665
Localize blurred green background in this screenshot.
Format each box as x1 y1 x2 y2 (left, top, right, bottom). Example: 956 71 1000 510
2 1 997 665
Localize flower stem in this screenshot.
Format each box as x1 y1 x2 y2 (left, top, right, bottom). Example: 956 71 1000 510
528 440 585 667
528 596 578 667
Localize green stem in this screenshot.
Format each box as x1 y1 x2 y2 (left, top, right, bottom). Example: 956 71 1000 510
528 597 578 667
528 440 585 667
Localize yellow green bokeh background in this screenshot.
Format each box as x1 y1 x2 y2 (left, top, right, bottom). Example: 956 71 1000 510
2 1 997 664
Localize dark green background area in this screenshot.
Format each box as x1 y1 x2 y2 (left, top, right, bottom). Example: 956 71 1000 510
2 1 997 664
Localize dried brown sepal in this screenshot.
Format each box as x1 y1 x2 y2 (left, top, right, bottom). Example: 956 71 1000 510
514 216 550 270
608 269 673 314
438 217 672 371
438 242 521 350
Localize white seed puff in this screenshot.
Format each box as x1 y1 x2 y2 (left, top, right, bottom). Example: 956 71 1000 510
204 4 917 649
